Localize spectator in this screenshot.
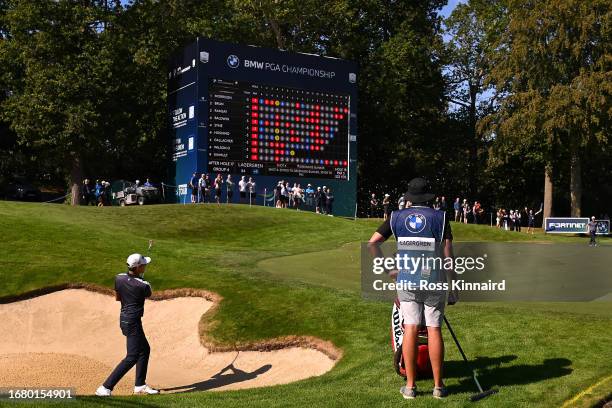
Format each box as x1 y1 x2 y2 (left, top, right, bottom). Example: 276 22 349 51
315 187 323 214
198 174 206 203
103 181 112 206
496 209 503 228
472 201 482 224
287 182 294 207
398 195 406 210
204 174 212 203
281 180 289 208
462 199 470 224
225 175 234 203
382 194 391 220
189 172 198 204
588 216 598 247
514 210 522 232
144 178 153 187
135 179 141 188
214 174 223 205
453 198 461 222
527 207 542 234
95 180 103 206
81 179 93 205
325 187 334 216
293 183 303 210
440 196 447 212
238 176 248 204
369 193 379 218
433 197 441 210
248 177 256 204
275 181 282 208
321 186 328 214
305 184 314 206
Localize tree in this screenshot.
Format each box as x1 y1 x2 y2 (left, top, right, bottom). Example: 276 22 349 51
443 0 506 197
483 0 610 217
0 0 120 204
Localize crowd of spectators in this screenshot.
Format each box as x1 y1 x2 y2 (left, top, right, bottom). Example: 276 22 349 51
187 173 336 215
368 191 545 232
80 178 154 206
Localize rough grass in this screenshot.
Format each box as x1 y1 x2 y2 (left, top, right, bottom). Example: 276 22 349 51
0 202 610 408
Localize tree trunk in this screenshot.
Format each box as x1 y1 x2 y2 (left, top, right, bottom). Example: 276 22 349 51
570 150 582 217
543 163 553 219
69 155 82 206
467 83 478 197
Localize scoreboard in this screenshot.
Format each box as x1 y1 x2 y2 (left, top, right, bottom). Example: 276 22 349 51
168 38 358 216
208 79 350 179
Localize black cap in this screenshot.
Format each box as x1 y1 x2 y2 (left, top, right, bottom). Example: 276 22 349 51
403 178 435 203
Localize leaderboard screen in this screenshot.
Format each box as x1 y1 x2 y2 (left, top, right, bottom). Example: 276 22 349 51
208 78 350 180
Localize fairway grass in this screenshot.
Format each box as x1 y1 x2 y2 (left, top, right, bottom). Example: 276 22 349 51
0 201 610 407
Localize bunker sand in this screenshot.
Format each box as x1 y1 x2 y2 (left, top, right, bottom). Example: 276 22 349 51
0 288 338 395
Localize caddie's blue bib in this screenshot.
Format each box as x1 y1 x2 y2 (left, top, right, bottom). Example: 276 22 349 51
390 206 447 291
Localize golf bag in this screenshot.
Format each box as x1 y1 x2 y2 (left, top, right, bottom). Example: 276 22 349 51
391 298 432 379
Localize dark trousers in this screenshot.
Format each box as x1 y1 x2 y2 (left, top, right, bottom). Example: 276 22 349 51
590 231 597 245
103 320 150 389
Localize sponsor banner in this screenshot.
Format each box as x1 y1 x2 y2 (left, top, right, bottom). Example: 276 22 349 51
596 220 610 235
544 217 588 234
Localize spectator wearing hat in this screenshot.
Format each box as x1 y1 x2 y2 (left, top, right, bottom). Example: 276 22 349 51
398 195 406 210
305 184 314 206
144 178 153 187
383 193 391 220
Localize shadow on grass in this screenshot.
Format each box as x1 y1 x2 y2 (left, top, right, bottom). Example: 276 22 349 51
161 363 272 393
444 356 572 393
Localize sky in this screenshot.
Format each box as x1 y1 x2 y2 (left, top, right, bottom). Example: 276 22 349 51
439 0 466 19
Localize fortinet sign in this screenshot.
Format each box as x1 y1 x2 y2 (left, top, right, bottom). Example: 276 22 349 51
544 217 589 234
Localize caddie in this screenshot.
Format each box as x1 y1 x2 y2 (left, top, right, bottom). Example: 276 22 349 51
369 177 457 400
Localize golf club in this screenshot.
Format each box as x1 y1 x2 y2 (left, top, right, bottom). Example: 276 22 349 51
443 316 499 402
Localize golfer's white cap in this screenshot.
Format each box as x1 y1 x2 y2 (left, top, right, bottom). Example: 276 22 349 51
127 253 151 268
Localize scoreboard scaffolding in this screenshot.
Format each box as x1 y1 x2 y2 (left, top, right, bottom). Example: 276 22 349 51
168 38 358 216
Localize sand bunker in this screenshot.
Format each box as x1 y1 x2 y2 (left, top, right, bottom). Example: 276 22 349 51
0 287 338 395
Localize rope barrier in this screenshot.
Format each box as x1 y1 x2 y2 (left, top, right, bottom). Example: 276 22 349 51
42 193 69 204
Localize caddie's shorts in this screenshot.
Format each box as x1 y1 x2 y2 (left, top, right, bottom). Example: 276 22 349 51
400 301 445 328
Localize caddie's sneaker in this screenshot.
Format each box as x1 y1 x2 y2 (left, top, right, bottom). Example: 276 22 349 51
400 386 417 399
433 386 448 399
134 385 159 395
95 385 111 396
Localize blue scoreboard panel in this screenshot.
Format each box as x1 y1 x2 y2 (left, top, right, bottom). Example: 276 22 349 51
168 38 358 215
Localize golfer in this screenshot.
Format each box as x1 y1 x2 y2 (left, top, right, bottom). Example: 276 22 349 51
96 254 159 396
369 177 457 400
